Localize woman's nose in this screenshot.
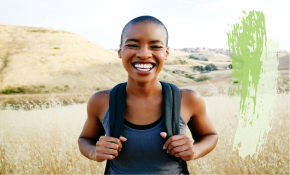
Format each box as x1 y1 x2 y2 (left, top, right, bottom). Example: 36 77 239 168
136 47 152 59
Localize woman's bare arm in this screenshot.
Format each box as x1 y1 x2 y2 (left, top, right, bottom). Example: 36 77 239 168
78 90 127 162
184 89 218 159
162 89 218 161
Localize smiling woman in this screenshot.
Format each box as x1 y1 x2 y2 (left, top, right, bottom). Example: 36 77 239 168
78 15 218 175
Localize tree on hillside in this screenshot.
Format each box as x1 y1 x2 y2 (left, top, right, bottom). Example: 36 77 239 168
228 64 232 69
193 66 204 73
179 59 188 65
189 54 199 60
205 64 218 72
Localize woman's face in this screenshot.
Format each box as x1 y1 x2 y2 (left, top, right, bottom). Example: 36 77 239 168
118 22 169 84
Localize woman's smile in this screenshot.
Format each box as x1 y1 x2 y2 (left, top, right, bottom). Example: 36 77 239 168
131 62 156 75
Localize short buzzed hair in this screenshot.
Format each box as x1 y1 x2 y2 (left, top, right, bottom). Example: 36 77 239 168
120 15 168 46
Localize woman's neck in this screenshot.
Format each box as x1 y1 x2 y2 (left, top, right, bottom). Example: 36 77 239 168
126 78 162 98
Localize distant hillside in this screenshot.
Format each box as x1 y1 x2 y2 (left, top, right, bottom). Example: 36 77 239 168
181 47 232 57
0 24 130 92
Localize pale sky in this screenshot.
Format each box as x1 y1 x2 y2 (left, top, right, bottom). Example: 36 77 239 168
0 0 289 50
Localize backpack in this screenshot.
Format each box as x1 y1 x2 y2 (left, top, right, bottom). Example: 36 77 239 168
104 81 189 174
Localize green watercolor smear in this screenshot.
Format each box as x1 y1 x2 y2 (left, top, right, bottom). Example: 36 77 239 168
229 11 280 157
227 10 267 122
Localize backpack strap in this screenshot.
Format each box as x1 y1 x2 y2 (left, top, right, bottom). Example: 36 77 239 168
160 81 179 162
161 81 189 175
105 82 127 175
160 81 180 138
109 82 127 138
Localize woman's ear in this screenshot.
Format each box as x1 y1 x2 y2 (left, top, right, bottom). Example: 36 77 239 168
118 45 122 58
165 47 169 60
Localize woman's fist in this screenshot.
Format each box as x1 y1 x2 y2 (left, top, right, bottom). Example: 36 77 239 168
92 136 127 162
160 132 195 161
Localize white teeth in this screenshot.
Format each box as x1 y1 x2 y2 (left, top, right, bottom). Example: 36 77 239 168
137 68 150 71
134 63 153 69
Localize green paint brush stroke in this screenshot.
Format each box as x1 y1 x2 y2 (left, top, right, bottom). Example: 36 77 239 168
227 10 266 118
227 10 279 158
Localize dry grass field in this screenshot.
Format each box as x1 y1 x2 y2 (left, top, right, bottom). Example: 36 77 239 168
0 90 288 174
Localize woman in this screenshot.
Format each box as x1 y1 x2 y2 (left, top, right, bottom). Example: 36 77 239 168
78 15 218 174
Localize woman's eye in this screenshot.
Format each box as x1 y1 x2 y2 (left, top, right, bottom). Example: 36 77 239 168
126 45 138 48
151 46 163 49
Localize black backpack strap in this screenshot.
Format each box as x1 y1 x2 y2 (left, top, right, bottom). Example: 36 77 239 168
160 81 189 175
109 82 127 138
104 160 111 175
105 82 127 175
160 81 174 138
168 83 181 136
181 159 190 175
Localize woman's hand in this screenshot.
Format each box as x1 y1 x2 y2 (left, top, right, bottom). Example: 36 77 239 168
160 132 195 161
92 136 127 162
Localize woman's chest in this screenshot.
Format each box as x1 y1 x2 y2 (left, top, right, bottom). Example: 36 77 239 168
124 97 191 124
119 124 166 160
110 121 184 174
124 97 163 125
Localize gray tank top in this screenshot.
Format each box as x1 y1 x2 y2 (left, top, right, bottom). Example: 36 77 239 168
102 108 187 174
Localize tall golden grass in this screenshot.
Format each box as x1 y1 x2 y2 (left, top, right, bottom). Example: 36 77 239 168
0 92 288 174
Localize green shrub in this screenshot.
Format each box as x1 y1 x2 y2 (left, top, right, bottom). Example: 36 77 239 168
185 74 195 79
28 29 47 33
17 87 24 93
193 66 204 73
2 87 25 94
172 70 182 74
194 77 211 82
189 55 199 60
179 59 188 65
205 64 218 72
2 89 11 94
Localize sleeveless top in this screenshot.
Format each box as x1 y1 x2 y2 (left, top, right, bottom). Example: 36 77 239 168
102 108 187 174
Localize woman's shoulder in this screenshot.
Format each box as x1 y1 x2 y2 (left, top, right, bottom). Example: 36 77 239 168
89 89 112 105
180 88 203 103
87 89 112 122
179 88 205 122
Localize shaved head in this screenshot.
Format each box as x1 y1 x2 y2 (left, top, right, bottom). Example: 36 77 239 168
120 15 168 47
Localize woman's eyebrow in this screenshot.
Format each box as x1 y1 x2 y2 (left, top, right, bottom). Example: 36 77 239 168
125 39 164 45
149 40 164 45
125 38 140 43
